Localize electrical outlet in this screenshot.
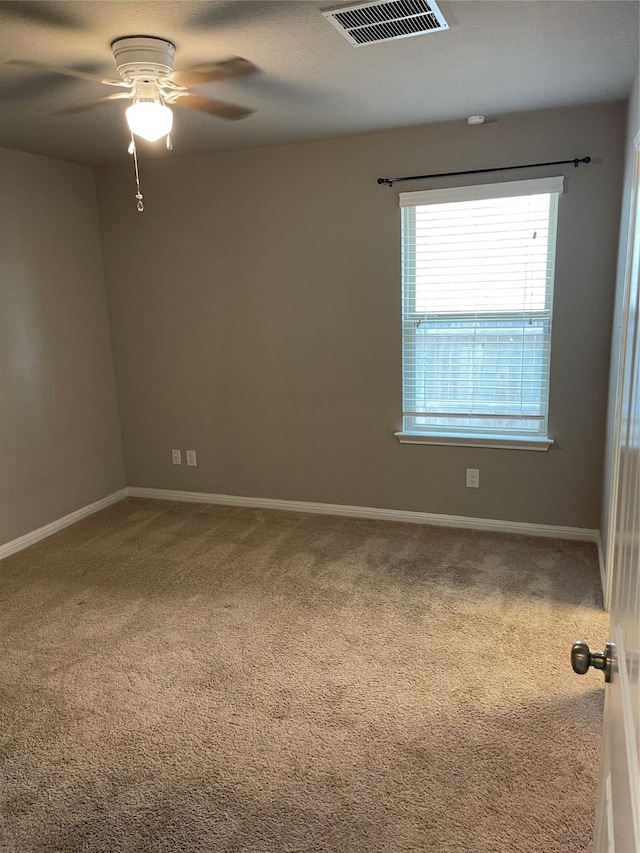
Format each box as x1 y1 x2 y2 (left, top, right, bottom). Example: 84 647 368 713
186 450 197 467
466 468 479 488
171 449 182 465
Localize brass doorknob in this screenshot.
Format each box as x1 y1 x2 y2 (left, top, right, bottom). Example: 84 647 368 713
571 640 613 683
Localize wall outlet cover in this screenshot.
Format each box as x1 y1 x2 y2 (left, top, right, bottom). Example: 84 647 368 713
186 450 197 467
466 468 480 488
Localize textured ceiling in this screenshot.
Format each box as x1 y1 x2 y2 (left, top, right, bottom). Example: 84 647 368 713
0 0 638 165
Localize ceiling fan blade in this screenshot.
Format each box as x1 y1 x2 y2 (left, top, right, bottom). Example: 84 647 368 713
6 59 123 87
188 1 288 31
0 2 82 29
52 93 132 116
173 93 254 121
171 57 257 89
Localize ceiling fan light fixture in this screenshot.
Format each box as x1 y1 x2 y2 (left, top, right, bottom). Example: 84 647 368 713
126 100 173 142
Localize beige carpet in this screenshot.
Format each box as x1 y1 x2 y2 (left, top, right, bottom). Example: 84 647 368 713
0 498 607 852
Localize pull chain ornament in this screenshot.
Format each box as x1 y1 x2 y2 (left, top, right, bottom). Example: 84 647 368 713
129 134 144 212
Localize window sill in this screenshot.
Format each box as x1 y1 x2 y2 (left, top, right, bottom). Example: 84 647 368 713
394 432 554 451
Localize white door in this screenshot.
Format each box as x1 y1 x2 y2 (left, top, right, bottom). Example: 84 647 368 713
585 139 640 853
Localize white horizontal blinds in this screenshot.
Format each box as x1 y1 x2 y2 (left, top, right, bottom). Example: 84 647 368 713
398 176 564 207
400 177 561 437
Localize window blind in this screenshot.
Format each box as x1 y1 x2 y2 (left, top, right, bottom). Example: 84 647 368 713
400 177 562 439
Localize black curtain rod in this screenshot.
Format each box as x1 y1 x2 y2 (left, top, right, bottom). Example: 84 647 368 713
377 156 591 187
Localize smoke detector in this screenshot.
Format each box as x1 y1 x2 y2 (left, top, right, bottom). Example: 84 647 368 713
323 0 449 47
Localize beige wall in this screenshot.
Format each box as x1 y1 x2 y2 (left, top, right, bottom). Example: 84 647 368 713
601 71 640 561
96 100 626 528
0 148 125 545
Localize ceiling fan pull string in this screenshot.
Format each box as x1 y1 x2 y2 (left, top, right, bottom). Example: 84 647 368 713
129 133 144 212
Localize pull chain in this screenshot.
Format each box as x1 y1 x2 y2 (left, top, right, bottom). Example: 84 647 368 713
129 134 144 212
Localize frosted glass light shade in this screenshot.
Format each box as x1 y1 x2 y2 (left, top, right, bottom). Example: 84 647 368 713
126 101 173 142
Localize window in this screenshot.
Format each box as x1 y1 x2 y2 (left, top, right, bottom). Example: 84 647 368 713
397 176 563 450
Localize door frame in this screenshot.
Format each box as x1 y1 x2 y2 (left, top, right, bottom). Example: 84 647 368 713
603 133 640 612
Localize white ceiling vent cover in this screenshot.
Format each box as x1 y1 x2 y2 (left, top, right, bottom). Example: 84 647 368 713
323 0 448 46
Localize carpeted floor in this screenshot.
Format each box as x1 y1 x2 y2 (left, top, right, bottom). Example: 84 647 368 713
0 498 607 852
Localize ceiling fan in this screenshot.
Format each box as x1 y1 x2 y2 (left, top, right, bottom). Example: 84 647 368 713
7 36 257 211
8 35 257 141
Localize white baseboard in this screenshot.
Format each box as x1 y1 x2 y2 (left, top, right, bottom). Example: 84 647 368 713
126 486 600 543
0 485 600 562
0 489 128 560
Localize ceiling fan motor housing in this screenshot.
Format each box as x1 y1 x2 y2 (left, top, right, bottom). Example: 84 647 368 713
112 36 176 82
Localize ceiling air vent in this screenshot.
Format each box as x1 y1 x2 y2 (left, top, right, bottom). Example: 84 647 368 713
323 0 449 46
